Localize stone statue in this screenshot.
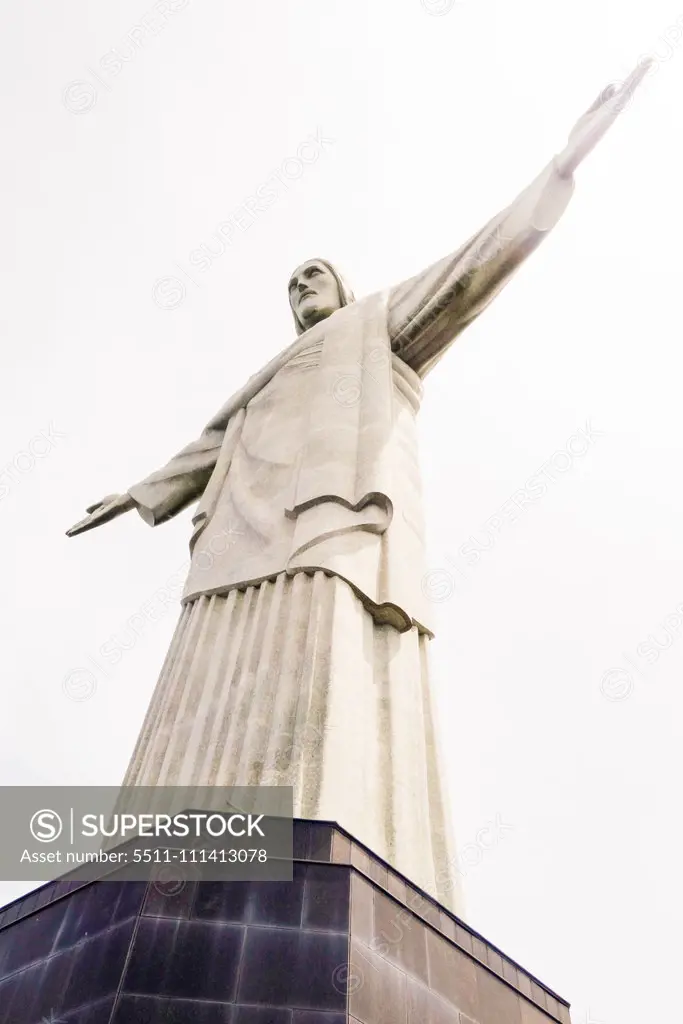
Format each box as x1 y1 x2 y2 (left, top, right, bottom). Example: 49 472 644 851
67 62 650 910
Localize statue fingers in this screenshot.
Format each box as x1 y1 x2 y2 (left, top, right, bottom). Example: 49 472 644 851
622 57 654 95
576 58 652 138
603 58 654 116
66 508 114 537
590 83 616 113
66 514 98 537
85 494 120 514
67 493 134 536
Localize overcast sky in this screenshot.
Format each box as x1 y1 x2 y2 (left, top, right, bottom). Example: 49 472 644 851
2 0 682 1021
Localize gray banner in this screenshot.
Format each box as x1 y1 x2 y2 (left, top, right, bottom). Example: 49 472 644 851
0 786 293 882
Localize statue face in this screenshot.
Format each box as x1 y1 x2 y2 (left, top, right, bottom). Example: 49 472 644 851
288 260 342 330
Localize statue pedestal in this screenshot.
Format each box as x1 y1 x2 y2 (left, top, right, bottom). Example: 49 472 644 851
0 820 570 1024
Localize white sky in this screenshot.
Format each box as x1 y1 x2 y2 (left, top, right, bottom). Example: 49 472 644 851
2 0 682 1020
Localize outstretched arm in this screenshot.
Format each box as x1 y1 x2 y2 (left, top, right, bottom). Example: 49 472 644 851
66 341 300 538
388 60 652 377
66 423 226 537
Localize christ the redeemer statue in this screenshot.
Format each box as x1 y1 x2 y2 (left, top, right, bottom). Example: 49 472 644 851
67 64 649 911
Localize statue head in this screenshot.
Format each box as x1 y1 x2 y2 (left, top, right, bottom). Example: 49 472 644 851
288 258 355 335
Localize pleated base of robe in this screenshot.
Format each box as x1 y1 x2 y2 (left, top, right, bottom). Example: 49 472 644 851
122 569 462 913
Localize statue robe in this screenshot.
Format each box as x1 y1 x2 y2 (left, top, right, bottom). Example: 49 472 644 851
123 159 573 910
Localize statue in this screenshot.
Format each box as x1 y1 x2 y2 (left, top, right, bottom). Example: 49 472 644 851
67 62 650 910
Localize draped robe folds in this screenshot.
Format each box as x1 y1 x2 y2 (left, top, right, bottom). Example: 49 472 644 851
123 159 574 909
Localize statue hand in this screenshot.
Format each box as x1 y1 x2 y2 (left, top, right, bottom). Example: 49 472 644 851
66 493 135 537
555 58 653 178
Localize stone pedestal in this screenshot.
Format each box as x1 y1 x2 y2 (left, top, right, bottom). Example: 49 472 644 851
0 820 570 1024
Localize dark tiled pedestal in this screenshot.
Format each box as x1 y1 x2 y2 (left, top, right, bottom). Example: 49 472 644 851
0 821 571 1024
